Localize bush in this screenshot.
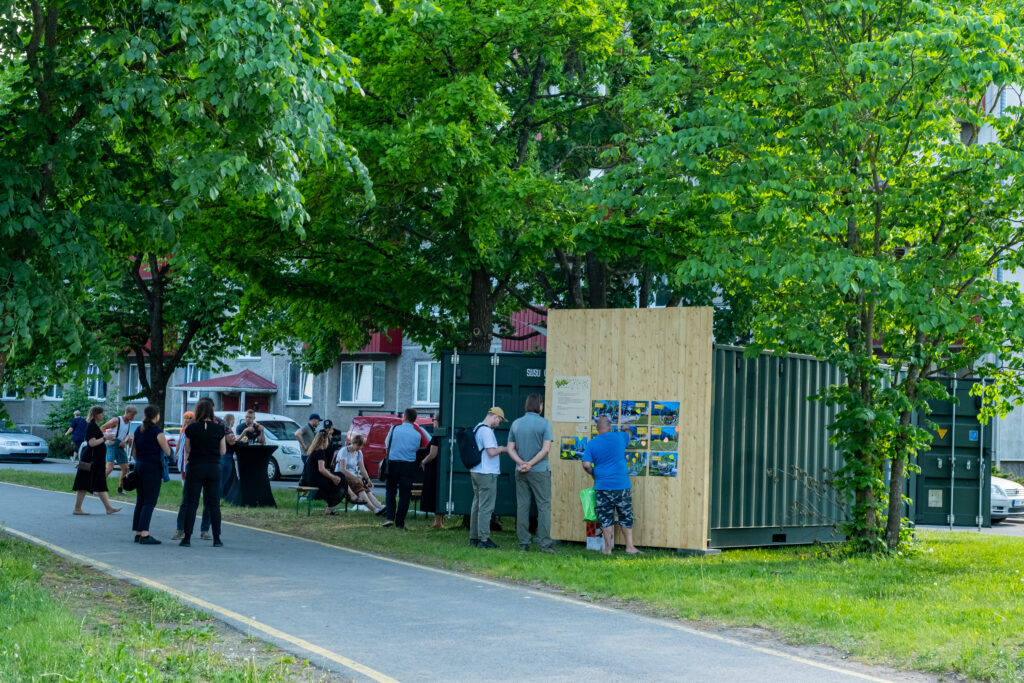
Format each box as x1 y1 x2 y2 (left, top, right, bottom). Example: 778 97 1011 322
48 433 73 459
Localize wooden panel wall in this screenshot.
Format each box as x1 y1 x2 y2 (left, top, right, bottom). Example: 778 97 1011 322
546 308 713 550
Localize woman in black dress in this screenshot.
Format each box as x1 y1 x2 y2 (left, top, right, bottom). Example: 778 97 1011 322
304 430 347 514
72 406 122 515
180 397 226 547
418 414 443 528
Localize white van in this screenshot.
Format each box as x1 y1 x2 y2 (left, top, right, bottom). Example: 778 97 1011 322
215 411 304 480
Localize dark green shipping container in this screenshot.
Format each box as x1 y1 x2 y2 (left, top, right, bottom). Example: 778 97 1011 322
709 347 846 548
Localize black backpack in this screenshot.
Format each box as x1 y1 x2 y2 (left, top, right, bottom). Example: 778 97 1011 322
455 424 485 469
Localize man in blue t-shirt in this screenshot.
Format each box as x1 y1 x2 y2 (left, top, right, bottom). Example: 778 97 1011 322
583 416 641 555
65 410 88 460
383 408 430 529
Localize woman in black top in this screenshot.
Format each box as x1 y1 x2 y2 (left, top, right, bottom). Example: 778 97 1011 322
418 414 443 529
72 406 122 516
304 430 347 514
180 397 226 547
132 406 172 544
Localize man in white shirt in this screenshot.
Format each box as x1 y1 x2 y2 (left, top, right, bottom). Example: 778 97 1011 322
470 406 509 549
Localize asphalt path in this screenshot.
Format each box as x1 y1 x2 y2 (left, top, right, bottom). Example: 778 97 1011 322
0 482 925 683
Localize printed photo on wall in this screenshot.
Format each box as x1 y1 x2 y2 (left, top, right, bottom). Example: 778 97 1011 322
651 401 680 426
649 452 678 477
620 400 650 425
591 424 599 437
649 425 678 451
626 425 649 450
626 450 647 477
592 400 620 425
560 436 587 460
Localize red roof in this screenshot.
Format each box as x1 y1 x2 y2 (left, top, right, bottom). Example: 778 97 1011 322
175 369 277 392
501 309 547 352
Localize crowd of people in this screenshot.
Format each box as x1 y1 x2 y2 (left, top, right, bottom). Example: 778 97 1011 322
67 392 641 555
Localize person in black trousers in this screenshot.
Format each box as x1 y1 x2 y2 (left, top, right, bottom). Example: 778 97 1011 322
132 406 172 545
180 397 227 547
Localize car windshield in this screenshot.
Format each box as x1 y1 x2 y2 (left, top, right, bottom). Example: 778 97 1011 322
0 426 25 434
260 420 301 441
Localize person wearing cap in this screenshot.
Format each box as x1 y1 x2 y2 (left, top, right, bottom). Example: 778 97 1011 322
295 413 321 462
470 407 510 549
382 408 430 529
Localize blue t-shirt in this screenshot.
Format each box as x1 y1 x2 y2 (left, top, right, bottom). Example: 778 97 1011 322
386 422 428 462
583 431 631 491
70 417 88 441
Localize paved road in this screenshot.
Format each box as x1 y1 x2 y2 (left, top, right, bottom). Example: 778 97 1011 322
0 482 920 682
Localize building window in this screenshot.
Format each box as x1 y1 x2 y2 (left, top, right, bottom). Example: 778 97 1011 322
86 364 107 400
185 363 211 402
236 348 261 361
126 365 144 397
1 386 21 400
339 361 385 405
413 361 441 406
288 363 314 404
44 384 64 401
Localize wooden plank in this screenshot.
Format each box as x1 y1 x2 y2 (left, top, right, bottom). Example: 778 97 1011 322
548 308 713 550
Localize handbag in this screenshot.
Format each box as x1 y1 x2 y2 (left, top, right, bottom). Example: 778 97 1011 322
122 469 138 492
76 459 92 473
580 487 597 522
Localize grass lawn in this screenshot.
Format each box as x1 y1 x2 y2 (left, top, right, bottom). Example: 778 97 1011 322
0 532 341 681
3 469 1024 682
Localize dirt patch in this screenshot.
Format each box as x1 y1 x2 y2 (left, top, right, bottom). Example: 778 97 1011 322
37 554 350 682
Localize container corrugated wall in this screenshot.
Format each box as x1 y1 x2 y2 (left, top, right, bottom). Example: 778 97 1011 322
709 347 846 548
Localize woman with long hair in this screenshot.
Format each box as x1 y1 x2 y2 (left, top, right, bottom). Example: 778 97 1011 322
418 414 444 529
132 406 171 544
335 434 385 515
180 397 226 547
304 430 348 515
71 406 122 515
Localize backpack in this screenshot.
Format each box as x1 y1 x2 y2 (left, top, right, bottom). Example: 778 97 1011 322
455 424 486 470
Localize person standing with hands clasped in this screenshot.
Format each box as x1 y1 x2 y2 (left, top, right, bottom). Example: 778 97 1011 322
131 406 172 544
507 394 555 553
470 407 509 549
583 416 642 555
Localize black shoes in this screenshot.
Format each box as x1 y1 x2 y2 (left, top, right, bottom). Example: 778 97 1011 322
134 534 141 543
179 538 191 547
478 539 499 549
520 544 529 551
469 538 480 547
212 539 223 547
117 487 124 495
139 536 161 545
374 507 386 516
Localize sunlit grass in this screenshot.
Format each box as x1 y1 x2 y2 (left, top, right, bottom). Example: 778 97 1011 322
4 469 1024 681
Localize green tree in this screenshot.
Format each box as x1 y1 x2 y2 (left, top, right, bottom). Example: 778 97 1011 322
0 0 363 399
628 0 1024 551
221 0 633 362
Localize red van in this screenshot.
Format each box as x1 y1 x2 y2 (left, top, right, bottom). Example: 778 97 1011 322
348 413 434 481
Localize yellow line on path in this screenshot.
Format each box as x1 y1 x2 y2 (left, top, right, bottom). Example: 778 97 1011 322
2 481 889 682
2 525 398 683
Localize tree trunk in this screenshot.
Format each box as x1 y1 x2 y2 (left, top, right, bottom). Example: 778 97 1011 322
885 407 912 549
638 264 651 308
466 267 493 352
586 252 607 308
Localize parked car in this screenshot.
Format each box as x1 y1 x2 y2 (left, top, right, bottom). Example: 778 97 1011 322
991 475 1024 523
161 424 183 472
215 411 304 480
0 425 49 462
348 413 434 481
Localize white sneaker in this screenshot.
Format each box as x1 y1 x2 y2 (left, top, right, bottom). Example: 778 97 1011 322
171 530 184 541
200 531 212 540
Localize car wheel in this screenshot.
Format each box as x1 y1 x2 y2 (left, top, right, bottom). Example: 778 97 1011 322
992 516 1006 525
32 458 44 464
267 457 280 481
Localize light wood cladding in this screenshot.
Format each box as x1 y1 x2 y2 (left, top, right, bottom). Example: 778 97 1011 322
547 308 713 550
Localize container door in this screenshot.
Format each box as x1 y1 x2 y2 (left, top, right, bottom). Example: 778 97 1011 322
913 379 991 528
436 352 546 517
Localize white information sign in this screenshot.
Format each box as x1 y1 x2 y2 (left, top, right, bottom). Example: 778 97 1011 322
552 376 591 423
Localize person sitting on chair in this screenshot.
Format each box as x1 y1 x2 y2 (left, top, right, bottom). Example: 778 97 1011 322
335 434 385 515
304 430 348 515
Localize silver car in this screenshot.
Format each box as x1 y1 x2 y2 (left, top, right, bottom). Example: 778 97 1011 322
0 426 49 463
991 475 1024 523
